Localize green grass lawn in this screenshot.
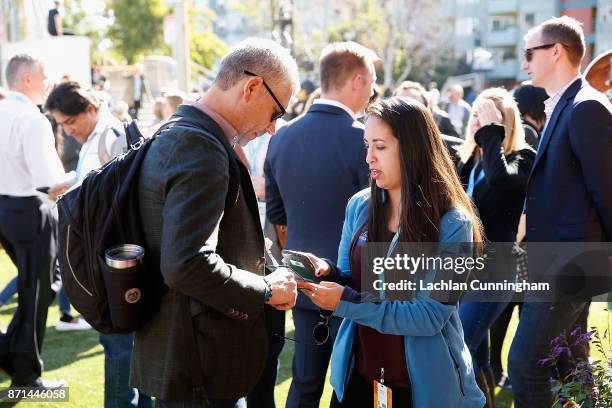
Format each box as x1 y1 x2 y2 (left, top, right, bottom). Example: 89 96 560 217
0 249 609 407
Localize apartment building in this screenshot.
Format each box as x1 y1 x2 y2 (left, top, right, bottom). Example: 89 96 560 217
446 0 612 86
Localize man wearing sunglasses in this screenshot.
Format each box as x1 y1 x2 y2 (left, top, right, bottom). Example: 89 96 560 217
265 41 378 408
509 16 612 408
131 38 300 408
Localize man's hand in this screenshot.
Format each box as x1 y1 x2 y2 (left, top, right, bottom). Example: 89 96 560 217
252 175 265 201
48 180 75 201
274 225 287 249
265 267 297 310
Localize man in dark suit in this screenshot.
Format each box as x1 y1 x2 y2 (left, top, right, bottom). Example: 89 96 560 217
265 42 376 408
509 16 612 407
131 38 299 408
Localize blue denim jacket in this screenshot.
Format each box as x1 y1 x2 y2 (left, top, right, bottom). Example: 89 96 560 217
329 188 486 407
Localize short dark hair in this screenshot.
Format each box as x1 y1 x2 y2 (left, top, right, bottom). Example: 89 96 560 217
513 85 548 123
538 16 585 67
45 81 100 116
319 42 377 93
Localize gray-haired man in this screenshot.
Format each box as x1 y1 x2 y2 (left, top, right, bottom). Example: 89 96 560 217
130 38 300 407
0 54 69 389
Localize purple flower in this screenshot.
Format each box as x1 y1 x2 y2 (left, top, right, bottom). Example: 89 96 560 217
588 389 599 400
571 338 584 348
570 327 581 337
580 330 595 341
551 335 564 346
538 357 551 366
608 357 612 365
552 346 567 358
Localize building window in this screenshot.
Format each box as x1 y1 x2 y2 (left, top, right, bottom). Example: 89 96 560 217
491 16 516 32
456 17 479 36
602 5 612 23
525 13 535 29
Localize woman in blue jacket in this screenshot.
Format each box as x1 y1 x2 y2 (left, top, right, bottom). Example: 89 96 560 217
298 97 486 407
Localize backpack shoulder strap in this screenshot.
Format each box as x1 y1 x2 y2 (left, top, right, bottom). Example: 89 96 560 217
97 126 112 165
169 117 240 212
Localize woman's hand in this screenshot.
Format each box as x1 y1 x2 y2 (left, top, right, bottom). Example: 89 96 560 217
473 98 503 129
297 281 344 311
303 252 332 277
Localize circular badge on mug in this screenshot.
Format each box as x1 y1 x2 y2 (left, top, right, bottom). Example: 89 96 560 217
125 288 142 304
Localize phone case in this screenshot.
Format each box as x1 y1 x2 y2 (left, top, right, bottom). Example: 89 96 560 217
281 250 320 282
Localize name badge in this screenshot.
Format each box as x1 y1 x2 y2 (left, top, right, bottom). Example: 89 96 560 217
373 380 392 408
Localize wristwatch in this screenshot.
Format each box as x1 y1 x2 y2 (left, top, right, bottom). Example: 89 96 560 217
263 277 272 302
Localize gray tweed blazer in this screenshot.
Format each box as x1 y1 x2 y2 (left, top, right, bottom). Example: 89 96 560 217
130 105 268 400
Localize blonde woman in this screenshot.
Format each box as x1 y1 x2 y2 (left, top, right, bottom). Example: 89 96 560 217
456 87 536 406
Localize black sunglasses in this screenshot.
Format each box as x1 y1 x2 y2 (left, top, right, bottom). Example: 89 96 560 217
243 70 286 122
524 43 557 62
275 309 334 346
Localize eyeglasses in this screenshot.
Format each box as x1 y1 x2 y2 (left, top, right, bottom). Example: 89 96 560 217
312 309 333 345
275 309 334 346
243 70 286 122
524 43 557 62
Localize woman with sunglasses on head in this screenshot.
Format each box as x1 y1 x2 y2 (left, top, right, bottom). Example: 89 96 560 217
297 97 486 407
455 87 536 406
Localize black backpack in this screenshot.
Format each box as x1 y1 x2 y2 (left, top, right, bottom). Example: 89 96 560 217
57 118 239 334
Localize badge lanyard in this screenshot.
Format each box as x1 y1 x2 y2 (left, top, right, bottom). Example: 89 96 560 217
246 136 266 176
374 367 392 407
378 229 401 301
466 157 485 198
75 134 95 181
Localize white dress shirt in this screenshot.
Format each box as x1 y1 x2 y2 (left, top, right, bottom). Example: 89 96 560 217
0 92 70 196
313 98 357 119
75 111 124 184
543 74 581 122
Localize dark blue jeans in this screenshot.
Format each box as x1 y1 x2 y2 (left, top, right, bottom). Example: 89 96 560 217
0 278 71 315
508 301 589 408
459 301 511 373
99 333 152 408
286 306 341 408
0 276 17 304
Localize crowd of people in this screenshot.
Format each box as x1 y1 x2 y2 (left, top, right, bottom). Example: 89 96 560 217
0 14 610 408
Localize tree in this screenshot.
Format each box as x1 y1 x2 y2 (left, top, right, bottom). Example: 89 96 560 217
328 0 450 90
106 0 168 64
188 3 228 72
62 0 118 64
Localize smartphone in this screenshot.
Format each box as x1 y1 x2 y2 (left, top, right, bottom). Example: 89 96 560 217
36 186 50 194
281 250 320 282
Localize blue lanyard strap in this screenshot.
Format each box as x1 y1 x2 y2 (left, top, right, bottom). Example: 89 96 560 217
246 136 266 175
75 133 96 180
378 229 401 300
466 157 485 198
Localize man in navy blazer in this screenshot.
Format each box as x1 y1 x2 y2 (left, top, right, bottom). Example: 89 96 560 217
509 16 612 407
265 42 376 408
